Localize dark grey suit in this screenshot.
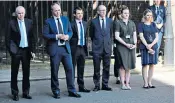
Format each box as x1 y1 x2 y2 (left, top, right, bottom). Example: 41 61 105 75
6 18 35 95
89 17 113 87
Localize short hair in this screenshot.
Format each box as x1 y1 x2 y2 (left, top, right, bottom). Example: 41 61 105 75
73 7 83 14
97 5 106 11
142 9 153 22
120 5 129 14
51 2 60 10
15 6 25 14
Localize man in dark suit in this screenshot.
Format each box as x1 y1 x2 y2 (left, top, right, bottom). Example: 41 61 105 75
43 3 81 98
6 6 35 101
149 0 166 59
70 7 90 93
89 5 113 91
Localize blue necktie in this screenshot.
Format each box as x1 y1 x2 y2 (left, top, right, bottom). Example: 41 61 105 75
79 22 84 46
19 21 27 47
156 7 159 15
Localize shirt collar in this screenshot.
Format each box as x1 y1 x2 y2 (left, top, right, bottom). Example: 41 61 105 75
155 5 159 9
17 18 24 22
76 19 82 24
53 16 61 20
99 16 106 21
121 19 130 24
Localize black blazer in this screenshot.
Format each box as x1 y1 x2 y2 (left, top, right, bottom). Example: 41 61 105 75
6 18 35 56
70 20 88 55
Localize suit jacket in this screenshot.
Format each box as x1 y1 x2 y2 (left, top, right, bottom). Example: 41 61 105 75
6 18 35 56
89 17 113 54
149 5 166 32
70 20 88 55
43 16 73 56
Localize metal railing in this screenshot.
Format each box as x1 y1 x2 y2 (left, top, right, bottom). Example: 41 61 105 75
0 1 149 64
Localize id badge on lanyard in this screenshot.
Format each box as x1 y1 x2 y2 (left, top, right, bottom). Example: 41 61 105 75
125 35 130 39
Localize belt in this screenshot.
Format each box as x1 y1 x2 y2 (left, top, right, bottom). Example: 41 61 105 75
19 47 29 49
77 45 84 48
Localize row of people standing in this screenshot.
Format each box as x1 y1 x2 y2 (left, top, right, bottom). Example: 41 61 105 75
6 3 113 101
6 1 166 101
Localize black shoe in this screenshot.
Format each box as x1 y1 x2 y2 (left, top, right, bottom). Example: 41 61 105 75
101 86 112 91
148 85 156 88
116 80 120 84
68 91 81 98
53 93 60 99
143 86 149 89
22 94 32 99
12 94 19 101
93 86 100 91
79 87 90 93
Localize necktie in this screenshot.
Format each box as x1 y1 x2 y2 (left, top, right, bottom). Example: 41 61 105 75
102 19 105 30
156 7 159 15
57 18 64 43
101 19 106 35
79 22 84 46
19 21 27 47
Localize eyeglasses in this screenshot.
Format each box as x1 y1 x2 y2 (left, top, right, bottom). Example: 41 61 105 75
99 10 106 12
146 15 152 16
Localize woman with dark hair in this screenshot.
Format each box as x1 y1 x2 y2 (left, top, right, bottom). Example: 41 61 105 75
114 5 137 90
138 9 158 89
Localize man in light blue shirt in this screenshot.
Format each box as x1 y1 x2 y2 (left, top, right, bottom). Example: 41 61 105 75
6 6 36 101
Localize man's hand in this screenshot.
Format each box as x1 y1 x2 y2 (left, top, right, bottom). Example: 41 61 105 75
56 34 63 39
31 52 36 59
156 23 163 29
62 35 69 41
57 34 69 41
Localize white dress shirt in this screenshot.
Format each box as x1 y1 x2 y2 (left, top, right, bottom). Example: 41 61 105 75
76 19 85 45
99 16 106 29
53 16 65 45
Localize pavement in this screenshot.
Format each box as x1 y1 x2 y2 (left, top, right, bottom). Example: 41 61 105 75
0 56 174 103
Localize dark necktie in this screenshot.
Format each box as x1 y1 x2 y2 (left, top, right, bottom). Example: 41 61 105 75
79 22 84 46
156 7 159 15
101 19 106 35
57 18 64 43
102 19 105 30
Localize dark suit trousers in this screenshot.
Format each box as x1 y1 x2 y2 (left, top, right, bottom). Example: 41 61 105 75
93 51 111 87
11 48 31 95
50 46 76 94
113 47 120 78
72 46 86 88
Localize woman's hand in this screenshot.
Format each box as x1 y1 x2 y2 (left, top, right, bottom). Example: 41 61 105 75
148 49 155 54
130 44 136 49
146 44 153 50
125 43 132 49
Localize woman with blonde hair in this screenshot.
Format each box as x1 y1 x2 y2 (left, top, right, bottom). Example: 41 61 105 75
114 5 137 90
138 9 158 89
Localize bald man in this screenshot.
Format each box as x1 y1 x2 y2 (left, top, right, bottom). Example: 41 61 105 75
6 6 35 101
89 5 113 91
43 3 81 98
